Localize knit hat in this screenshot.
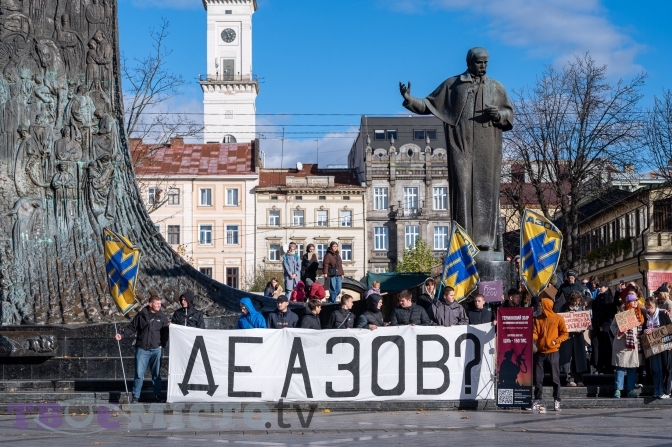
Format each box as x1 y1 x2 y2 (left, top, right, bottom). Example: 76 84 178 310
305 278 314 287
655 285 669 294
624 292 638 303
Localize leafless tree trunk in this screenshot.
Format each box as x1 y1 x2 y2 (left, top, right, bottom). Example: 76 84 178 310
506 54 646 269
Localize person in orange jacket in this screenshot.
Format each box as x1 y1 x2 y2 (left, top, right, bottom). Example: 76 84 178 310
532 297 569 413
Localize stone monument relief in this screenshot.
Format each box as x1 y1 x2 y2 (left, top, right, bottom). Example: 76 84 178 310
0 1 234 326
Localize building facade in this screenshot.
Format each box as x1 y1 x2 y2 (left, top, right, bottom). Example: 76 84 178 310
255 164 367 282
201 0 258 144
349 116 450 272
134 138 260 288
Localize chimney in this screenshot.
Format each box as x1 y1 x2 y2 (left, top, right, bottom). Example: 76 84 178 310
623 163 634 174
170 137 185 148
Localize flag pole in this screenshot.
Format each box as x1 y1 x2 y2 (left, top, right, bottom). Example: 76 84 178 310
113 319 131 404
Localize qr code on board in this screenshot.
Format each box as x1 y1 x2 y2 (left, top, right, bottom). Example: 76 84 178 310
498 388 514 405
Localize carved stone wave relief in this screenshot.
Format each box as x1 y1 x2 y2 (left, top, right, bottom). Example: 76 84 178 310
0 1 229 325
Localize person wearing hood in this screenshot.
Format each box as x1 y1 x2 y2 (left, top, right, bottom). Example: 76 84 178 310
591 281 617 374
554 270 583 313
611 292 644 398
356 293 387 330
266 295 299 329
171 290 205 328
323 241 344 303
290 280 306 302
114 294 170 403
429 286 468 326
417 278 437 312
237 297 267 329
532 297 569 412
468 294 493 325
299 299 322 330
306 278 326 301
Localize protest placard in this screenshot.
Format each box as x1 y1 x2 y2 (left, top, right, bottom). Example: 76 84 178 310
479 281 503 303
496 307 533 408
558 311 591 332
615 309 640 332
641 324 672 358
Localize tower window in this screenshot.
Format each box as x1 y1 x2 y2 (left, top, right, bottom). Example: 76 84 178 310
223 134 237 143
225 10 232 14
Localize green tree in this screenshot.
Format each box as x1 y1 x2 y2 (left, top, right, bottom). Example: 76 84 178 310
395 239 439 273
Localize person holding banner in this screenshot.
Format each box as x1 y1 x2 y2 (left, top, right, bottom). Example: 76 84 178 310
238 297 267 329
429 286 468 327
643 297 672 398
171 290 205 328
114 294 170 403
267 295 299 329
468 294 493 325
390 290 432 326
559 291 588 387
299 299 322 330
356 293 387 330
533 298 569 412
326 294 355 329
610 292 644 398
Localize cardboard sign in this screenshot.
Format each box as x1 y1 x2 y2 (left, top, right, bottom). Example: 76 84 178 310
642 324 672 358
479 281 503 303
539 284 557 300
558 311 591 332
615 309 640 332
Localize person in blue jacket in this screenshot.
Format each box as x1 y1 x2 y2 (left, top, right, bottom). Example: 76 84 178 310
237 297 267 329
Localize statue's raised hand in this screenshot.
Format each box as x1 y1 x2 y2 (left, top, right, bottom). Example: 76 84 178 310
399 81 412 101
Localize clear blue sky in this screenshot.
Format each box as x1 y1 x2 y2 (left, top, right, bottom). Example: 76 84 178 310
118 0 672 168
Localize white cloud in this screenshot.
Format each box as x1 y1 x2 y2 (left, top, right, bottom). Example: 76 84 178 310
129 0 201 10
256 120 358 169
387 0 644 75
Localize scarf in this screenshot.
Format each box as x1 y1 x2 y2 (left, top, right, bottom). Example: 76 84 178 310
625 325 643 350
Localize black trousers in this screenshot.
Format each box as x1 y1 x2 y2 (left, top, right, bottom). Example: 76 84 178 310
534 351 561 401
591 329 614 373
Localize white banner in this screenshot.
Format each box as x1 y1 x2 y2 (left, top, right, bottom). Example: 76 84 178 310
168 324 495 403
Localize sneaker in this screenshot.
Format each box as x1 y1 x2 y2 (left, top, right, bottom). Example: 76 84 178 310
554 400 561 412
532 402 547 414
613 390 621 398
628 390 638 398
155 395 166 403
567 380 577 387
660 394 670 399
635 383 643 389
130 396 139 403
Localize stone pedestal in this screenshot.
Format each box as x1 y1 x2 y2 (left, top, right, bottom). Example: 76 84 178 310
475 252 516 293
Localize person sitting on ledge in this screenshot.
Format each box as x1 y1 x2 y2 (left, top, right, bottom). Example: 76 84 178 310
266 295 298 329
299 299 322 330
390 290 431 326
326 294 355 329
237 297 267 329
356 293 387 330
114 294 170 404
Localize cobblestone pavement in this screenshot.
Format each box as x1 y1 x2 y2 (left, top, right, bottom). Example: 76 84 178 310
1 406 671 446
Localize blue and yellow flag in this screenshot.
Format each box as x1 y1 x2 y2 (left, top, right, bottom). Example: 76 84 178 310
520 210 563 297
104 228 141 316
440 222 480 303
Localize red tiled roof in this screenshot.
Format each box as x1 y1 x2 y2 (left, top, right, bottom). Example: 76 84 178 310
259 164 361 188
132 138 256 176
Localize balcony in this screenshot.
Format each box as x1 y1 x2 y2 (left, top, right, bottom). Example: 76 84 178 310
580 232 672 272
199 73 258 82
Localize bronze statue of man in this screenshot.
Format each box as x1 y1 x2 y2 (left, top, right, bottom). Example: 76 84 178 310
400 47 513 251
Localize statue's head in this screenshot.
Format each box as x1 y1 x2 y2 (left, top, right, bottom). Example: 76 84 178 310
77 84 87 95
466 47 489 77
93 30 105 43
57 163 67 172
61 14 70 26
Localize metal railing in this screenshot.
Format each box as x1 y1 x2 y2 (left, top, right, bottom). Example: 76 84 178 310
199 73 258 82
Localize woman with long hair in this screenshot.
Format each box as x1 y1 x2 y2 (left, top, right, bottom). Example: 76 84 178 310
610 292 644 398
301 243 319 284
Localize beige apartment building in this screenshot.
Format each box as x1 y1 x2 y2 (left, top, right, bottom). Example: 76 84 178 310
133 138 260 288
255 164 367 281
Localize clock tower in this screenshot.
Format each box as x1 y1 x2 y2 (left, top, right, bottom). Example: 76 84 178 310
201 0 258 144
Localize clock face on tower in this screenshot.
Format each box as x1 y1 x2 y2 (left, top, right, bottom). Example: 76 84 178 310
221 28 236 43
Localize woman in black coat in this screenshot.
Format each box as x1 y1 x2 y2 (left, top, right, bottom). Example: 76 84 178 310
301 244 319 284
559 291 588 386
643 297 672 398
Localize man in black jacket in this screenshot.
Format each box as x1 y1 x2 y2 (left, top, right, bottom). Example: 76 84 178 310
299 299 322 330
590 281 616 373
114 295 170 403
171 290 205 328
267 295 298 329
390 290 431 326
327 294 355 329
468 294 493 325
555 270 583 313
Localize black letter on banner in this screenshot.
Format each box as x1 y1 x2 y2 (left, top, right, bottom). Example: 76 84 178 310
325 337 360 398
455 333 482 394
228 337 263 398
371 336 405 396
178 336 219 396
281 337 313 398
416 334 450 395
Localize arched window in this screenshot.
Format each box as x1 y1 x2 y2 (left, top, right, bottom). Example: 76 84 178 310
223 134 237 143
